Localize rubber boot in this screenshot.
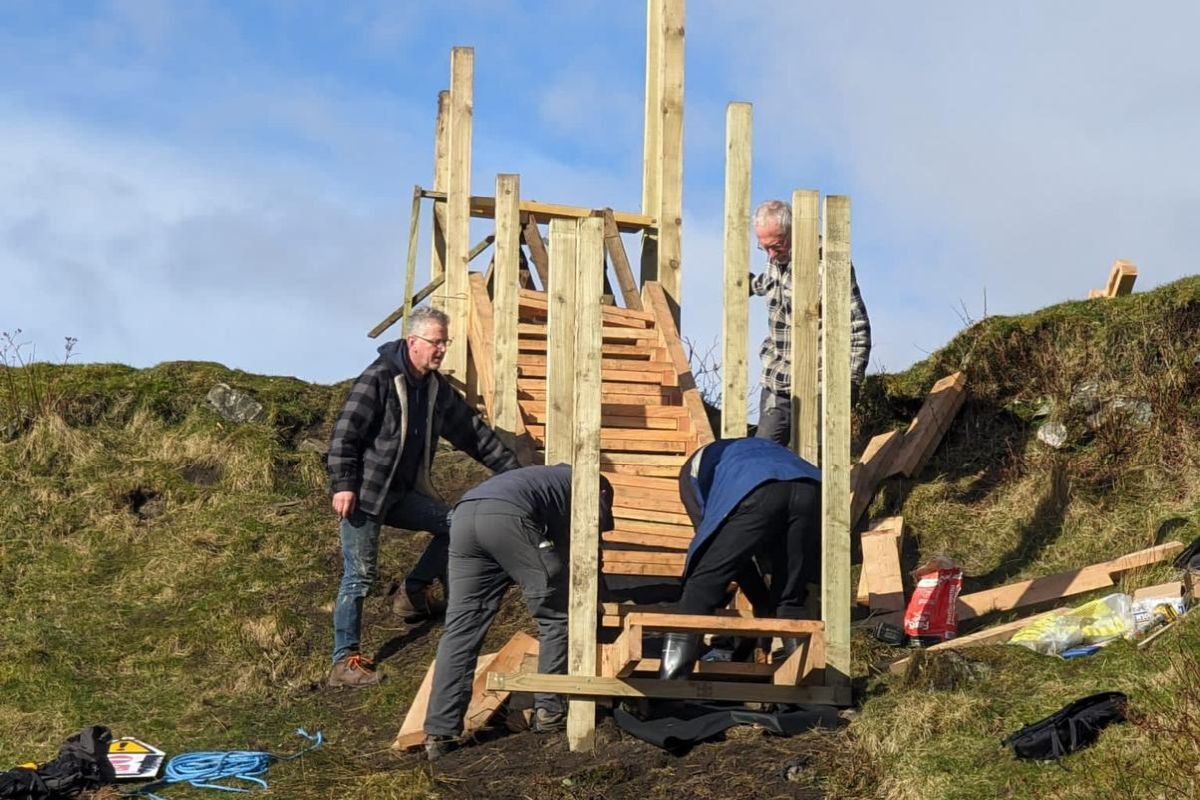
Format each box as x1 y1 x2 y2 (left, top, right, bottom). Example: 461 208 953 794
658 632 700 681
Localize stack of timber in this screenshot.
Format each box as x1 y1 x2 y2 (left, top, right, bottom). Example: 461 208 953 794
466 272 714 582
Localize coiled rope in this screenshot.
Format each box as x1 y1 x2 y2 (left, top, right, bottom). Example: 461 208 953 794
132 728 323 799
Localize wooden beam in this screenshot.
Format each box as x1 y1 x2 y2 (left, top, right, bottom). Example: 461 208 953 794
486 672 845 706
567 217 606 752
603 209 644 311
599 624 643 678
642 281 715 447
546 219 578 465
1106 259 1138 297
430 90 449 302
462 633 538 734
521 217 551 289
391 651 499 751
790 189 821 463
889 372 967 479
420 191 654 232
493 174 521 437
850 429 904 529
885 608 1071 675
640 0 663 286
623 612 823 638
400 185 422 324
821 194 853 690
367 275 447 339
442 48 474 381
467 273 497 418
654 0 685 319
722 102 752 439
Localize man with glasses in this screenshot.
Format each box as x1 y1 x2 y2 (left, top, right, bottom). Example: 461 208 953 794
326 306 520 688
751 199 872 446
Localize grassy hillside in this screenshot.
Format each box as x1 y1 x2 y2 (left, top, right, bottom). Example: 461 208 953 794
1 276 1198 799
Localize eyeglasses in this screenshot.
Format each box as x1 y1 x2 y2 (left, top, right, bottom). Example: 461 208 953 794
756 240 790 256
412 334 453 349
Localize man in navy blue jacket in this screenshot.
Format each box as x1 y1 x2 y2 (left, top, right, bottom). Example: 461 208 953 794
663 437 821 680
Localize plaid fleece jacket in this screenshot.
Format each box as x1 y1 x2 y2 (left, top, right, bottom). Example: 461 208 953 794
327 341 519 518
750 259 871 395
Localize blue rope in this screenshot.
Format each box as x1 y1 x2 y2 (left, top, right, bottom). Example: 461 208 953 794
133 728 322 800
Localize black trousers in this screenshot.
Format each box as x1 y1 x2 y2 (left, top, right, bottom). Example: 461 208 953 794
678 479 820 619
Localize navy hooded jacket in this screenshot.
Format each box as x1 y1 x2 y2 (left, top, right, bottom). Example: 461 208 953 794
678 438 820 576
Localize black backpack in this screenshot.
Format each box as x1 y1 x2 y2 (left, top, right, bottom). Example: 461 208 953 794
1001 692 1127 761
0 725 116 799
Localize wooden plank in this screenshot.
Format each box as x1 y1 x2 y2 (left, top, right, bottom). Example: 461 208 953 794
401 185 422 323
642 281 715 447
518 290 655 326
956 568 1114 622
391 652 499 751
599 624 643 678
367 275 446 339
850 430 904 528
624 612 824 638
442 48 474 381
1101 541 1183 571
821 194 853 691
1132 580 1187 601
600 452 687 466
602 549 686 567
604 518 692 537
622 659 777 679
602 530 691 550
420 191 655 233
526 415 677 432
640 0 663 286
601 462 685 478
1105 259 1138 297
467 273 497 419
567 216 606 752
463 634 539 734
546 219 578 465
517 323 660 346
430 90 449 297
654 0 685 318
722 101 752 439
493 174 522 436
889 372 967 479
611 504 690 525
519 363 673 385
855 515 902 604
521 217 551 290
885 608 1071 675
791 189 821 462
486 673 846 706
600 470 684 488
603 209 644 311
772 631 825 686
858 518 906 615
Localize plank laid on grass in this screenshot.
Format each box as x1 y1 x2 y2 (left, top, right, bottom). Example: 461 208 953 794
392 652 499 751
888 372 967 479
885 608 1072 675
486 672 844 706
856 517 906 614
462 633 539 734
849 430 905 528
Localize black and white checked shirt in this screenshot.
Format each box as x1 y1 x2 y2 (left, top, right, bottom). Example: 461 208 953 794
751 257 872 396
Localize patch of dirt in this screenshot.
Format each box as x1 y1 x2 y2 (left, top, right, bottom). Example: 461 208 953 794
406 717 825 800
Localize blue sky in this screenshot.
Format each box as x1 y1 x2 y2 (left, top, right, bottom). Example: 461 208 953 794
3 1 1198 394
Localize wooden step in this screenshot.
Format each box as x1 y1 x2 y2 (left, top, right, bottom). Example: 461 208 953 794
523 413 681 431
517 363 677 386
519 380 683 398
612 505 691 525
602 529 691 550
517 290 657 327
602 549 687 568
515 339 668 360
523 402 689 424
517 323 659 345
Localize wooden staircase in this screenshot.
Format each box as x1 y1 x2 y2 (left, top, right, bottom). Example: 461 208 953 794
466 278 713 583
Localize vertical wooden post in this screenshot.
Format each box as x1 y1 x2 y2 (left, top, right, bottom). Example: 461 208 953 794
821 195 852 695
639 0 662 287
655 0 685 321
546 219 578 465
402 185 422 322
567 217 605 752
493 174 521 435
721 102 752 438
430 90 450 308
790 189 821 463
443 48 474 382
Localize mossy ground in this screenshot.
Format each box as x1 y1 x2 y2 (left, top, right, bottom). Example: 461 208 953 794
2 277 1198 799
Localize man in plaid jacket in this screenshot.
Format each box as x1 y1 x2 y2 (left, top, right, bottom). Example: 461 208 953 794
751 199 872 445
325 306 520 688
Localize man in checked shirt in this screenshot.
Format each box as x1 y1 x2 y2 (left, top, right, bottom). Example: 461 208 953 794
751 199 872 446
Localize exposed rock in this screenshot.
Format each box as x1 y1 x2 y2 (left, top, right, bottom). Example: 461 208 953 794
1069 382 1102 413
1037 421 1070 449
205 383 266 424
298 437 329 455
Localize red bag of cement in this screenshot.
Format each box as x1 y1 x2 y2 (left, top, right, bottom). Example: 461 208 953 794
903 556 963 646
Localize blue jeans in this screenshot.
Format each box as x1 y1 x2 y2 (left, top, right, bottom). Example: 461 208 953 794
331 491 452 663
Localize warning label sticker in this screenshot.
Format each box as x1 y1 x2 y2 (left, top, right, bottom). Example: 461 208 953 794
107 737 166 781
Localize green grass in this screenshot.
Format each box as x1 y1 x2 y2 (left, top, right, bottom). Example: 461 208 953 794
2 276 1199 798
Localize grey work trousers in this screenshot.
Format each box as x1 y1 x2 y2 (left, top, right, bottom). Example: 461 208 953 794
424 498 568 737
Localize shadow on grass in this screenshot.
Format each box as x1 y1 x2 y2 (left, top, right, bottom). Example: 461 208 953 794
374 618 436 664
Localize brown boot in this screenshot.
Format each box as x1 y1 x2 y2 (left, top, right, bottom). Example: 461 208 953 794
392 583 446 622
328 654 381 688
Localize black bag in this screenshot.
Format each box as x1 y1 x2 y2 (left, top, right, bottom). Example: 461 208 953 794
1173 536 1200 573
1001 692 1127 761
0 725 116 799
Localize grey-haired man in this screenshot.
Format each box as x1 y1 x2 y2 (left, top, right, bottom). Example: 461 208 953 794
325 307 520 688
